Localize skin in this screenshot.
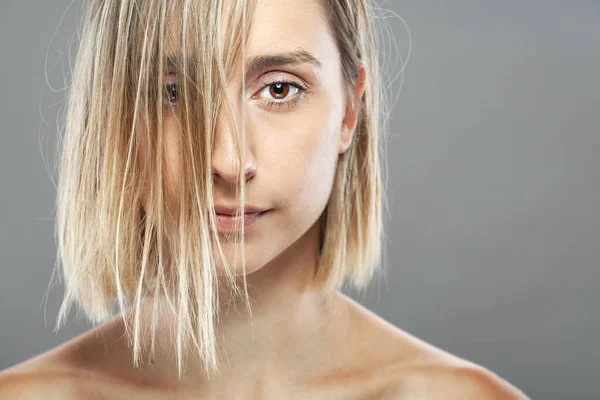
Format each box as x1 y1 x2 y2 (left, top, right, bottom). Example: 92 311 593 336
0 0 529 398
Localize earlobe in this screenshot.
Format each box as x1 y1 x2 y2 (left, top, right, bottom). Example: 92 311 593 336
338 124 353 155
338 66 367 155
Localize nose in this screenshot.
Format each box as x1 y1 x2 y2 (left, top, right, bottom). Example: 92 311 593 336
211 104 257 184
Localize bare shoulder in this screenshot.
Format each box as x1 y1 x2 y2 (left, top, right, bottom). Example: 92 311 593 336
381 362 530 399
336 294 529 399
0 319 136 400
0 355 94 400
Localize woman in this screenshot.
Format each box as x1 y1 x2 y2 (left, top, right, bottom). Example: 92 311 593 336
0 0 528 398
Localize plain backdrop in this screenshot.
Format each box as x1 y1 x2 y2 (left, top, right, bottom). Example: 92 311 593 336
1 1 599 399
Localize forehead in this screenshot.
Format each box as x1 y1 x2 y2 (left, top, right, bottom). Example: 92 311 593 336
245 0 329 53
163 0 337 76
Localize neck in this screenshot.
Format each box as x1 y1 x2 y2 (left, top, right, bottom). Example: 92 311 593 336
134 220 350 390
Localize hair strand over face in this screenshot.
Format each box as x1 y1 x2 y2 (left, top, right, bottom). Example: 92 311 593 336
54 0 388 378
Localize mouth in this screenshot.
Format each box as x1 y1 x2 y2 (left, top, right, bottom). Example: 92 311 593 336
212 210 271 232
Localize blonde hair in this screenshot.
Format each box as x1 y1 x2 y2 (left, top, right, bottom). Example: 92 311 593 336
55 0 388 378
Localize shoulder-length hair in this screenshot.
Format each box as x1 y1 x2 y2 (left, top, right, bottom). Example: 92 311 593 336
55 0 388 377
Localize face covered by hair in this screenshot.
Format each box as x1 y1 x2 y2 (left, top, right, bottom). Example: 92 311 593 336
138 0 360 278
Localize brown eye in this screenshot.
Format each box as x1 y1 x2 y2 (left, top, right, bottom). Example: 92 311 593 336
269 83 290 99
255 79 306 110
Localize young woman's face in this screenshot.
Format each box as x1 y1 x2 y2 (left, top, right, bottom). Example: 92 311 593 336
142 0 357 275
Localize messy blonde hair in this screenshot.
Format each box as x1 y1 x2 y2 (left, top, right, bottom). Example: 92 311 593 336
55 0 388 377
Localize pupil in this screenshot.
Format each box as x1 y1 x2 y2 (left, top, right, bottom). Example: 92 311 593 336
274 83 284 94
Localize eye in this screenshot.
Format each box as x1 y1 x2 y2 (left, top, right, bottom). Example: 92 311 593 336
267 82 295 99
256 80 307 110
164 83 178 106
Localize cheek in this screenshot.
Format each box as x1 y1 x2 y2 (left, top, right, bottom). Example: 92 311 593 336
163 118 183 185
258 105 342 217
300 119 339 198
138 118 183 208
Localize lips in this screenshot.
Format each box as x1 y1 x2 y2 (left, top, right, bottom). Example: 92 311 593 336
212 210 269 232
213 204 268 215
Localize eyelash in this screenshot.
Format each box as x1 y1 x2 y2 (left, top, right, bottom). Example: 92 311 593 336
162 79 308 110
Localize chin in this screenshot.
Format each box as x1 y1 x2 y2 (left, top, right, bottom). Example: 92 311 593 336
212 248 269 277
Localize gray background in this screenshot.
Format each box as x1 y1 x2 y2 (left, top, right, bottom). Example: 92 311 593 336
1 1 599 398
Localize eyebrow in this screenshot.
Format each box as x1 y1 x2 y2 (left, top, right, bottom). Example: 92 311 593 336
244 50 322 78
164 50 322 79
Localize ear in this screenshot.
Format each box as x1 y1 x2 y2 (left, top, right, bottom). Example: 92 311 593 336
338 65 367 154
